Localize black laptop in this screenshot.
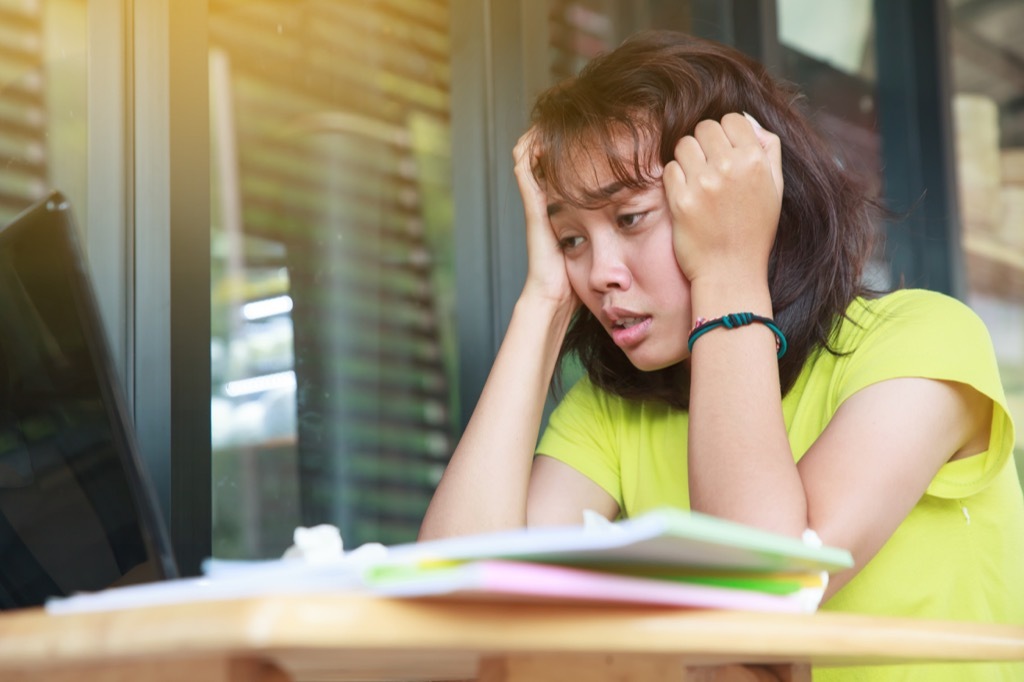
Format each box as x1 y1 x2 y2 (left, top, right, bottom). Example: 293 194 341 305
0 191 178 610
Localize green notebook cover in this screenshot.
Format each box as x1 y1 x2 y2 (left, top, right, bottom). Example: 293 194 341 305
389 507 852 573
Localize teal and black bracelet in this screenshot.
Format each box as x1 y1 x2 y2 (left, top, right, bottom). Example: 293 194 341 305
687 312 788 359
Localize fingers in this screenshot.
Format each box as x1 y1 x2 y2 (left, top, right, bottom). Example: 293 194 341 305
662 159 686 196
673 135 706 178
740 112 766 145
727 112 783 199
674 116 748 179
741 113 784 199
513 128 577 308
673 112 783 199
692 118 732 160
512 129 541 193
513 128 550 225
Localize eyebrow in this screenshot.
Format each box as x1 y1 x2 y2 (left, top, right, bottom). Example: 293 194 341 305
547 181 626 217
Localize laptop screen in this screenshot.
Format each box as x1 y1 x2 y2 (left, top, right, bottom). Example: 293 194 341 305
0 193 177 610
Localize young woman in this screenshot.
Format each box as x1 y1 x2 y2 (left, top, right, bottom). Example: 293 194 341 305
419 31 1024 681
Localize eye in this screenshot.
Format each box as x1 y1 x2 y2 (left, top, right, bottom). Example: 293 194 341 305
558 235 585 252
617 212 646 229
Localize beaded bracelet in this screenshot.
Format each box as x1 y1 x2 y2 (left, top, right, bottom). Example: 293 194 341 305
687 312 788 359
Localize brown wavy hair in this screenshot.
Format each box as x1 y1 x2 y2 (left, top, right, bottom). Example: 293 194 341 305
532 30 881 409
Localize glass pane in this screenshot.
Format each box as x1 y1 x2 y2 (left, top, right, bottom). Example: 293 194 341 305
548 0 696 80
0 0 87 224
948 0 1024 484
776 0 888 288
209 0 455 558
778 0 875 81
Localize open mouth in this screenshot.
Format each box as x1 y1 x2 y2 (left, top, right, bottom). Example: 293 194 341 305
613 316 648 330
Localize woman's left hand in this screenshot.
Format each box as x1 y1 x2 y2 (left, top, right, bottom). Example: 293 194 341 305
663 112 783 289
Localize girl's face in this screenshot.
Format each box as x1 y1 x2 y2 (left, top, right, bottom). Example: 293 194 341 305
547 156 693 371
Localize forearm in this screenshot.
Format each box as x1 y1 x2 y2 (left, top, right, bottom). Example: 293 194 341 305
418 293 574 540
686 278 807 536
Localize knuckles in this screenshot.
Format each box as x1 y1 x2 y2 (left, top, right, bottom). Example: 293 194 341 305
512 132 536 166
667 189 698 216
697 171 724 193
693 119 721 138
673 135 697 158
720 112 747 127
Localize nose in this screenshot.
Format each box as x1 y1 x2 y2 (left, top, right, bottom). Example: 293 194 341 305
588 238 632 292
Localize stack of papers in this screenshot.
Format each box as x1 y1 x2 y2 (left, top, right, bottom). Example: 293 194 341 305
46 508 852 615
366 508 853 613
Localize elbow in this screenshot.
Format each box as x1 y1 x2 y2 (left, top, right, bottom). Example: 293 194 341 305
690 495 808 538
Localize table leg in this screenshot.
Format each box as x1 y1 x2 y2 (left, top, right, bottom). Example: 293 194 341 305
775 664 811 682
477 655 811 681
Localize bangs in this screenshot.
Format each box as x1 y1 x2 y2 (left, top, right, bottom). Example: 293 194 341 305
533 115 662 209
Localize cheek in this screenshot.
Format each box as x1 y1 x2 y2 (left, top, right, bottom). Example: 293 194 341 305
640 248 692 321
651 253 689 290
565 258 590 297
638 229 688 289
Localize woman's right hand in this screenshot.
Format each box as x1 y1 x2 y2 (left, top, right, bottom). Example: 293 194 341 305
513 128 578 312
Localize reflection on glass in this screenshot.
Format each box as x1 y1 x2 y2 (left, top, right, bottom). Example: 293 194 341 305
0 0 87 225
548 0 697 81
948 0 1024 484
776 0 886 288
549 0 617 79
0 197 171 609
778 0 875 80
209 0 456 558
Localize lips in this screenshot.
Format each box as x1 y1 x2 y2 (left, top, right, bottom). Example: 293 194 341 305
606 309 653 348
613 317 646 329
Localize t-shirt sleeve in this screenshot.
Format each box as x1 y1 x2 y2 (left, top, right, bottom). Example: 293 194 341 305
836 291 1015 498
536 377 623 506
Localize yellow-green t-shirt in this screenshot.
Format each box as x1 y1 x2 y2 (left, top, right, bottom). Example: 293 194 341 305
537 289 1024 681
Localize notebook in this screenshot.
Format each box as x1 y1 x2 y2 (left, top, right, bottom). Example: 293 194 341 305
0 191 178 610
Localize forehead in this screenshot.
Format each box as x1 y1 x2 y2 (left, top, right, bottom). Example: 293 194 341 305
545 169 664 220
540 127 662 205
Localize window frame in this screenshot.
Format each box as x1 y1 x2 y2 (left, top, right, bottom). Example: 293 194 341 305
129 0 212 575
100 0 965 573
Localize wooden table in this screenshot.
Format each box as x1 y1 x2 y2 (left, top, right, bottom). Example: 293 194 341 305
0 594 1022 681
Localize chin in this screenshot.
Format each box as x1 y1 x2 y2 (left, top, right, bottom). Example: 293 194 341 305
626 351 687 373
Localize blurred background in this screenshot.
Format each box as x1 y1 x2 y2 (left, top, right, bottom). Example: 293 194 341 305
0 0 1021 570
